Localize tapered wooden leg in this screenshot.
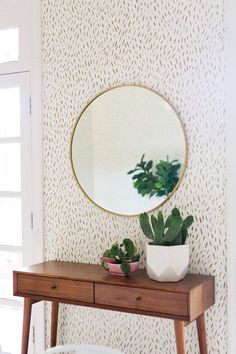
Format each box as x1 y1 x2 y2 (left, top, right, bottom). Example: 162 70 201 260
174 320 186 354
196 313 208 354
21 298 34 354
50 301 59 347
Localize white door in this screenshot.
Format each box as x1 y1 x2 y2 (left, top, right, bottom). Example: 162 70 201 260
0 72 32 354
0 2 43 353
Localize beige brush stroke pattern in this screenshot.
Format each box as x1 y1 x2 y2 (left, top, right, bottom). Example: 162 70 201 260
42 0 226 353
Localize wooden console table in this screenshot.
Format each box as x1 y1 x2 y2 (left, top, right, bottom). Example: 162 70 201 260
13 261 215 354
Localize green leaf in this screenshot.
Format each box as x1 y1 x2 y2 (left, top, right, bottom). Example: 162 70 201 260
131 254 140 262
120 262 130 275
165 215 172 228
127 168 138 175
150 190 158 197
157 211 165 234
139 213 154 241
151 212 164 244
133 180 141 188
103 249 112 257
173 232 182 245
145 160 153 171
182 215 194 229
132 173 144 180
110 243 119 257
101 261 109 271
123 238 135 258
151 215 158 243
164 215 183 244
154 181 163 189
171 208 181 218
157 190 166 196
181 229 188 244
117 249 125 262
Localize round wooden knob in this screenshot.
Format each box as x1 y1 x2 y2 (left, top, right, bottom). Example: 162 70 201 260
51 285 57 289
136 296 142 301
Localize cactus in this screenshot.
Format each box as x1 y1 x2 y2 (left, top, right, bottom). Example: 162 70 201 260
139 208 194 246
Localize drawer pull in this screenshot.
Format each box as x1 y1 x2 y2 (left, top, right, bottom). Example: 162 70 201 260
51 285 57 290
136 296 142 301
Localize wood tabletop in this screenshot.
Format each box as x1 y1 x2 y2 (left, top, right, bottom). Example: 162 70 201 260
14 260 214 294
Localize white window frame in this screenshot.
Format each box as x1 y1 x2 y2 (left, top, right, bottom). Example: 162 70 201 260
0 0 44 353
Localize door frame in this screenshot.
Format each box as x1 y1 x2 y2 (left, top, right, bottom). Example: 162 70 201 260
29 0 44 352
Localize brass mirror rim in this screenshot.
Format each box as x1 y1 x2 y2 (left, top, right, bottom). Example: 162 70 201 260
70 84 188 217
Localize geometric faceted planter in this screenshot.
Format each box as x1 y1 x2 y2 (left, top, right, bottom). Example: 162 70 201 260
146 243 189 282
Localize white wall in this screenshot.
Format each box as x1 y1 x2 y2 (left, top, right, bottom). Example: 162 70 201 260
42 0 226 353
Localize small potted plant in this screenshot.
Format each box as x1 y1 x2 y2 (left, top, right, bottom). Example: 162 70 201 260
100 238 140 276
139 208 194 282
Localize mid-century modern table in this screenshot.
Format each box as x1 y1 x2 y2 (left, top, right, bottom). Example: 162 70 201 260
13 261 215 354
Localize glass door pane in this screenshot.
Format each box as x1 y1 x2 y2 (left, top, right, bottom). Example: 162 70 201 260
0 251 22 300
0 143 21 191
0 87 20 137
0 72 31 354
0 28 19 64
0 198 21 246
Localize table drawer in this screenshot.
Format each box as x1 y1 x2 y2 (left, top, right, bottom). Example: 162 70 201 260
17 274 94 303
95 284 188 316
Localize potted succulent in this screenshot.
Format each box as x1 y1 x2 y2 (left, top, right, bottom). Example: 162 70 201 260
100 238 140 276
140 208 194 282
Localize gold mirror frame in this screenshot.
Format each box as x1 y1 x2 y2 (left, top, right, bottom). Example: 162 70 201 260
70 84 188 217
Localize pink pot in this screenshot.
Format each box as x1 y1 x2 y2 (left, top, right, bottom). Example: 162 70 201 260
108 262 140 276
100 256 116 263
100 256 116 271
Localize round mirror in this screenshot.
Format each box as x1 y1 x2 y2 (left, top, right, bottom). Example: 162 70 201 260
70 85 187 216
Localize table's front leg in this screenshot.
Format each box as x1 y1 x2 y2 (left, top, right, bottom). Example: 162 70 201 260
50 301 59 347
196 313 208 354
21 298 35 354
174 320 186 354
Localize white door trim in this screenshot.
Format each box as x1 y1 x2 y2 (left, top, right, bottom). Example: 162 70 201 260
30 0 45 352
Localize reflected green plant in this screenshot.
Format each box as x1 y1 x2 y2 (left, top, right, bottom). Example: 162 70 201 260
127 154 181 198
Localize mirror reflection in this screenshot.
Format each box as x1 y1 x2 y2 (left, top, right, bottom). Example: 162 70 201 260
71 86 187 215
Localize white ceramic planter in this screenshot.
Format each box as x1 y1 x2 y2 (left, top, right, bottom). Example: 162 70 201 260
146 243 189 282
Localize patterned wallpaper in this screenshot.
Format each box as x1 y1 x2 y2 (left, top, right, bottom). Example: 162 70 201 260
42 0 226 353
